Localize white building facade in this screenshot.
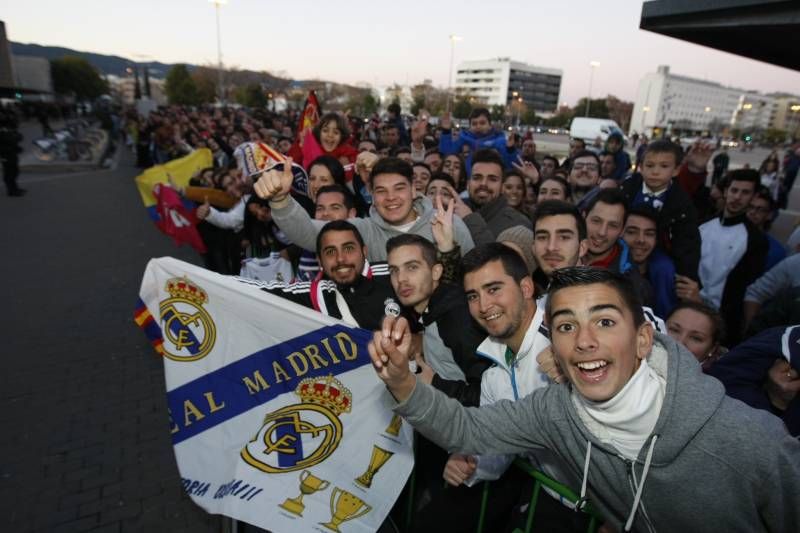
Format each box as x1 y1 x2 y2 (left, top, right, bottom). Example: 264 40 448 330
629 65 784 136
454 58 562 112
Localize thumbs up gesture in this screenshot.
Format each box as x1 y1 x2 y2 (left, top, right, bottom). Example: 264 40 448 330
253 157 294 202
196 196 211 220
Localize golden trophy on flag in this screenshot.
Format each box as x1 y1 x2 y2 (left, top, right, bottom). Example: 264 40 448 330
384 414 402 436
319 487 372 532
279 469 329 516
355 445 394 488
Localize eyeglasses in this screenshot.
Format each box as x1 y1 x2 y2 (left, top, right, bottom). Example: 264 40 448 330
747 205 771 214
572 163 599 171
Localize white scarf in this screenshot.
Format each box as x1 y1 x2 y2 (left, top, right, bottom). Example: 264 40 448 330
574 357 665 461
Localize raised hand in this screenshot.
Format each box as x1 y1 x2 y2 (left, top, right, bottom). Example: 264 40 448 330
253 157 294 202
356 151 379 177
685 141 715 173
443 453 477 487
196 195 211 220
411 117 428 146
431 194 456 253
512 156 540 185
674 275 701 302
444 184 473 218
536 346 566 384
439 112 452 131
765 359 800 411
368 316 417 401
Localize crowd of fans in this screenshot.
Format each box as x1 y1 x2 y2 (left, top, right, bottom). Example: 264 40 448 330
133 102 799 532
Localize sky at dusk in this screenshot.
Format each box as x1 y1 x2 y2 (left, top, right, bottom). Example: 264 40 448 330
3 0 800 106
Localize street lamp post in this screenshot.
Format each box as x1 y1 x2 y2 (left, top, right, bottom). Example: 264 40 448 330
585 61 600 117
209 0 228 104
447 34 462 113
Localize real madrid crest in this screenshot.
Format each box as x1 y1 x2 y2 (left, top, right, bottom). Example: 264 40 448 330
158 277 216 362
241 375 352 474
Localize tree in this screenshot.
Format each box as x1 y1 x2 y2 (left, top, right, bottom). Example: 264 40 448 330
490 104 506 122
574 97 610 119
362 93 379 116
165 64 200 105
50 57 108 100
234 83 268 108
522 107 538 125
452 97 473 119
191 67 220 103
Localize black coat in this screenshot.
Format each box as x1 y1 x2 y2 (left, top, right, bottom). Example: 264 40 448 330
620 174 701 281
423 282 490 407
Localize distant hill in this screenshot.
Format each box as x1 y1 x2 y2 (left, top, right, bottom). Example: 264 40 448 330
9 42 366 97
10 42 175 78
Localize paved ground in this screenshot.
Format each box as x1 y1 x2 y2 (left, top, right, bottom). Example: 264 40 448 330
0 148 221 532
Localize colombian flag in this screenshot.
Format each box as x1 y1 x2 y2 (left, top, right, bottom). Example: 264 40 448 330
134 148 213 222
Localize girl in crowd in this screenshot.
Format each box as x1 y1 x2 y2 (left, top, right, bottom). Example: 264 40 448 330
307 155 346 203
501 170 527 211
536 176 571 203
666 301 725 372
288 112 358 171
441 153 467 191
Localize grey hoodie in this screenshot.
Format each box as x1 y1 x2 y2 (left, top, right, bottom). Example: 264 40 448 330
394 333 800 532
270 195 474 262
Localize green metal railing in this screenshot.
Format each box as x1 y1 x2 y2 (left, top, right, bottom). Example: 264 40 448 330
403 447 602 533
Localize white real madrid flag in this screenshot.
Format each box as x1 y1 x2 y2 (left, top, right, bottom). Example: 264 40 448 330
135 257 414 533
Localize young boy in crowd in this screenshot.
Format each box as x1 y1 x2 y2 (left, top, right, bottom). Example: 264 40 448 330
620 140 702 283
438 108 516 170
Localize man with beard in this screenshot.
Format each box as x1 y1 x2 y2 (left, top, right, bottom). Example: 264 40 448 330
531 200 589 293
450 148 532 246
408 244 583 533
567 151 602 209
699 169 768 345
252 220 401 331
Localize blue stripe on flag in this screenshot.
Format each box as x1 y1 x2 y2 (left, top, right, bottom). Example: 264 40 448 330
167 324 373 445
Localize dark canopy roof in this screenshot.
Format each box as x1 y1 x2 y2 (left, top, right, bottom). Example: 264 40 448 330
640 0 800 71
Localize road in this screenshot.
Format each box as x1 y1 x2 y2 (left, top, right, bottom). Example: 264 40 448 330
0 148 220 532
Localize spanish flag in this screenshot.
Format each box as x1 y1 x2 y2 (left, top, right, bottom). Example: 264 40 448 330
297 90 322 138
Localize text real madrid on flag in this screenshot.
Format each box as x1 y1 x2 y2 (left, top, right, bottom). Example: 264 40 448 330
135 257 414 533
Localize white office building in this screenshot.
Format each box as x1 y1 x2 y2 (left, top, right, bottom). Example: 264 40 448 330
454 58 562 112
629 65 782 136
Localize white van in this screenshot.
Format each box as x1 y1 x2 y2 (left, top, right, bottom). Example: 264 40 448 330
569 117 625 143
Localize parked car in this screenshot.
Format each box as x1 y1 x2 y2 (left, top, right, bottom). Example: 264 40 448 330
569 118 625 143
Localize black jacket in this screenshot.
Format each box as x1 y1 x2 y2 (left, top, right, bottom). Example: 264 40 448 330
423 282 490 407
253 262 402 331
620 174 701 281
718 215 768 346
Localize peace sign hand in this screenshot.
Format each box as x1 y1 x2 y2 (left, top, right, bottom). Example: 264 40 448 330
513 156 540 184
432 194 456 253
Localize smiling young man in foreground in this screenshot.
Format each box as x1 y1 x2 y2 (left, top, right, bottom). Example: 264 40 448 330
368 267 800 532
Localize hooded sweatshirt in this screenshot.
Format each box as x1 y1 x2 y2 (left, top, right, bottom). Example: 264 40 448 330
270 195 475 262
393 333 800 532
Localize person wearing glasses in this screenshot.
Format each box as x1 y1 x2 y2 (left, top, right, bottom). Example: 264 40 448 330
566 151 602 209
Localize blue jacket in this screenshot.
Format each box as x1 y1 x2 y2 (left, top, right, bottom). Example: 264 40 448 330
439 128 516 170
646 248 678 318
708 326 800 436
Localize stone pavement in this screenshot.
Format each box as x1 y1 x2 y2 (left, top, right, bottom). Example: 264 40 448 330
0 148 222 532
